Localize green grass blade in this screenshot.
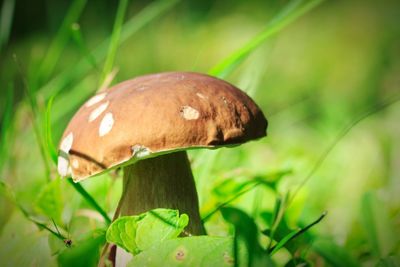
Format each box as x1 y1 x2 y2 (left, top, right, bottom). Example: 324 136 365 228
208 0 324 78
269 230 298 256
269 212 327 255
14 55 52 181
0 83 14 172
0 0 15 50
39 0 181 99
45 95 58 164
70 23 100 71
67 179 111 225
100 0 129 85
33 0 88 88
202 170 289 222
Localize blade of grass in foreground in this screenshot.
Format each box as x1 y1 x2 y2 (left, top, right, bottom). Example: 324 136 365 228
39 0 181 99
0 84 14 172
100 0 129 86
209 0 324 78
45 95 58 164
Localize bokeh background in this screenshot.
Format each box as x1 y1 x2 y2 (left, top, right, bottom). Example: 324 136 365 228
0 0 399 266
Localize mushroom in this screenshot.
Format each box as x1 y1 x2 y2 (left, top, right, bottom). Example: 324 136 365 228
57 71 267 261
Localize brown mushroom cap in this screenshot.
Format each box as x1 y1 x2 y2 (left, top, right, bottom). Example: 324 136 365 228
57 72 268 181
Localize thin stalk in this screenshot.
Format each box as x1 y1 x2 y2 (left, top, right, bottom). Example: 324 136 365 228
209 0 324 78
67 179 111 225
288 94 400 206
100 0 129 85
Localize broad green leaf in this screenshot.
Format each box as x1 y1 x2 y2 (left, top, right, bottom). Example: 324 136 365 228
128 236 235 267
136 209 189 251
106 214 144 255
106 209 189 254
58 230 106 267
35 178 63 224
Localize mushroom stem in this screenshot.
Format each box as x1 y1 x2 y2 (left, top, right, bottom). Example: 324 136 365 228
120 151 205 235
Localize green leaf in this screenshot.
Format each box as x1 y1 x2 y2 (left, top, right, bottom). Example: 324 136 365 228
106 214 143 255
128 236 235 267
106 209 189 254
35 178 63 224
58 230 106 267
136 209 189 251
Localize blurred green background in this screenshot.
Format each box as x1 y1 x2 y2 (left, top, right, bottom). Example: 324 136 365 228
0 0 399 266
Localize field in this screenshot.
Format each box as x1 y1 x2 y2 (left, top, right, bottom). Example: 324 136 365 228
0 0 399 266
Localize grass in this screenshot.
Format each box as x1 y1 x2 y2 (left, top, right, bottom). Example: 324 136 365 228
0 0 399 266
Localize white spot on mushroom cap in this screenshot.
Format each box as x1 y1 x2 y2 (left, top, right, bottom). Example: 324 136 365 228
99 112 114 136
60 133 73 153
181 106 200 120
88 101 109 122
136 85 148 91
71 159 79 169
221 96 228 105
85 92 107 107
58 156 71 177
58 133 74 177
